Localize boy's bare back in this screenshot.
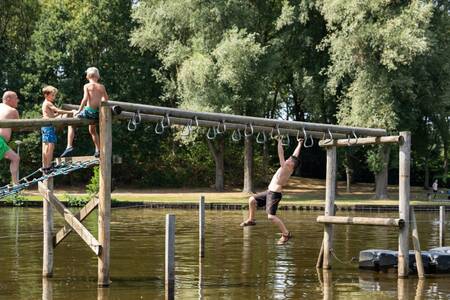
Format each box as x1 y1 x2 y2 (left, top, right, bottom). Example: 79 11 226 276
0 102 19 141
84 82 108 110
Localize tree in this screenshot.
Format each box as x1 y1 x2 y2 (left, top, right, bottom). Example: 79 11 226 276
318 0 433 198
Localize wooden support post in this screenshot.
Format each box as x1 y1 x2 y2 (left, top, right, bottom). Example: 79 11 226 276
165 214 176 300
323 146 336 269
42 278 53 300
43 177 53 277
322 269 333 300
440 206 445 247
398 131 411 278
98 103 112 287
38 183 101 255
199 195 205 258
410 208 424 279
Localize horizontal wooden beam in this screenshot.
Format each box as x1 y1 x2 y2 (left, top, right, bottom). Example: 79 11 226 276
55 156 99 164
38 183 101 255
116 111 348 140
0 118 95 130
105 101 387 137
316 216 405 228
53 196 99 247
318 136 403 147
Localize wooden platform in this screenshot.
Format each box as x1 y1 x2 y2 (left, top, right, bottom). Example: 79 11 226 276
55 156 99 164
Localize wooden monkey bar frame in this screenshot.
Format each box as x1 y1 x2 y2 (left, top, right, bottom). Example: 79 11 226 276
0 101 412 285
317 131 424 279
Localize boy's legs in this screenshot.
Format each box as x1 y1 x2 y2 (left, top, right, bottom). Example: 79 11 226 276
4 150 20 185
89 125 100 154
43 143 55 169
267 214 289 235
61 126 75 157
244 196 257 223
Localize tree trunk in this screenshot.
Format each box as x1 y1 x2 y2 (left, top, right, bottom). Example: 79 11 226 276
263 140 270 182
206 137 224 191
374 145 390 199
345 167 352 193
444 144 448 184
243 135 254 193
424 157 430 190
344 150 353 193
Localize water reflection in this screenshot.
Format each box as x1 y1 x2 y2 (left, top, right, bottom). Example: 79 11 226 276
0 209 449 299
42 278 52 300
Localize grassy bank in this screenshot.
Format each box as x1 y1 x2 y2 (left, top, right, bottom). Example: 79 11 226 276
13 177 450 207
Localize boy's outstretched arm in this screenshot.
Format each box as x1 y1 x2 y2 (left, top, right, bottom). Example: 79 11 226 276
101 85 109 102
292 138 304 157
278 138 285 166
75 85 89 114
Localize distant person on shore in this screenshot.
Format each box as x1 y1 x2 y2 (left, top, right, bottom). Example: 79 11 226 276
41 86 73 174
240 137 303 245
60 67 109 158
432 179 438 199
0 91 20 185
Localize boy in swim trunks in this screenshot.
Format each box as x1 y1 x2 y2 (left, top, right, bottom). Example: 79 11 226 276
240 137 303 245
0 91 20 185
41 86 73 174
60 67 109 158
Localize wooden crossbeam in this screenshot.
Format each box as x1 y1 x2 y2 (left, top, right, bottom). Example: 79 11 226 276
55 156 99 164
317 216 404 227
53 196 99 247
319 136 403 147
38 183 101 256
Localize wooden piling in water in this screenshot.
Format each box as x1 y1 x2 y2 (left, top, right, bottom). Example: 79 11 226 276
323 146 336 269
440 206 445 247
410 208 424 279
199 196 205 258
398 131 411 278
165 214 176 300
98 104 112 286
43 178 53 277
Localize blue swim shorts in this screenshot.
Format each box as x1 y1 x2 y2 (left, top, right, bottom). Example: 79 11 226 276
77 106 99 120
41 126 57 144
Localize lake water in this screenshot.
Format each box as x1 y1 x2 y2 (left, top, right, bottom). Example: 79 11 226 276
0 207 449 299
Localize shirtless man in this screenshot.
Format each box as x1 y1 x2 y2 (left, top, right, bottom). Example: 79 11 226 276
60 67 109 158
240 138 303 245
41 86 73 174
0 91 20 185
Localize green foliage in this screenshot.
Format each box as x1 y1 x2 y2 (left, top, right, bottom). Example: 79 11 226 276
86 166 99 197
64 193 89 207
3 193 26 207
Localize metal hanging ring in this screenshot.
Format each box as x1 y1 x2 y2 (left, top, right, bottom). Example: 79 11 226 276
207 127 217 140
232 128 242 142
348 130 358 145
155 120 165 135
244 123 254 137
161 113 171 129
303 128 314 148
181 119 193 136
127 118 137 131
216 120 226 134
256 131 267 144
133 110 142 125
281 134 290 146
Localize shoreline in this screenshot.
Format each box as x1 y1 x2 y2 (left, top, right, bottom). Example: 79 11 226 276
1 200 449 211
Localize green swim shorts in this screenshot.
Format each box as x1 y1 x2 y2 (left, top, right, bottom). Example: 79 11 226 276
0 136 11 160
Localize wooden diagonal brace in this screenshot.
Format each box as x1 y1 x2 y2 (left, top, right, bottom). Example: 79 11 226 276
53 196 99 247
39 183 101 256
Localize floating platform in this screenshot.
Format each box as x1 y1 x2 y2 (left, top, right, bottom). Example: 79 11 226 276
359 248 450 274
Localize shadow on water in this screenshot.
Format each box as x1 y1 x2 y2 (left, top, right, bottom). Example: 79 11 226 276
0 208 450 299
